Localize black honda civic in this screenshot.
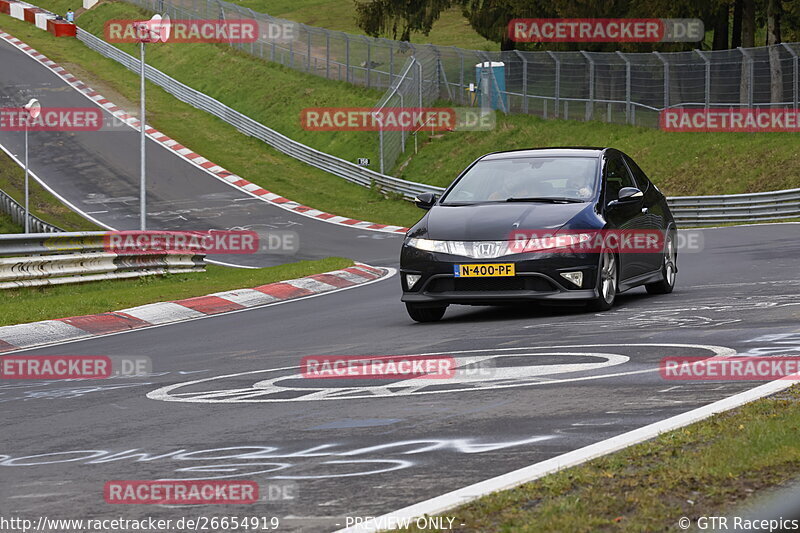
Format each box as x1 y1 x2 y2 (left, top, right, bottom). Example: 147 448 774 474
400 147 678 322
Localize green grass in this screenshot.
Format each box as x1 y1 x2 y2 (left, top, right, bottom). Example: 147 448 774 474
0 6 425 228
0 213 22 233
399 114 800 195
404 385 800 532
0 150 101 231
0 257 353 326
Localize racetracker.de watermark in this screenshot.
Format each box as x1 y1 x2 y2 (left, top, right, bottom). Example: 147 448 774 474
508 18 703 42
0 356 152 379
661 108 800 132
104 480 258 504
0 107 103 132
661 357 800 380
102 230 259 255
301 355 456 379
300 107 495 131
507 229 703 254
104 19 276 43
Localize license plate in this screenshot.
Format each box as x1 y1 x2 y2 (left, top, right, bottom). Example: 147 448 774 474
454 263 515 277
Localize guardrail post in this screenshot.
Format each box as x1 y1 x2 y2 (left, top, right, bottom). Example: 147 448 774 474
616 51 631 124
546 51 560 118
695 49 711 109
514 50 528 114
782 43 799 109
580 51 594 121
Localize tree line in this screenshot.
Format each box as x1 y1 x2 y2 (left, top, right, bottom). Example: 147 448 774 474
354 0 800 52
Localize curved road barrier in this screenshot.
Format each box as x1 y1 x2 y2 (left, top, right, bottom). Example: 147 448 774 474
0 262 388 352
0 232 205 289
0 187 61 233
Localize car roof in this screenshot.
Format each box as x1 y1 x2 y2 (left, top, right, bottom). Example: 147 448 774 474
480 147 609 160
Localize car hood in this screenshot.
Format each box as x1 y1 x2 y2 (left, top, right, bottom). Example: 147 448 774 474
422 202 593 241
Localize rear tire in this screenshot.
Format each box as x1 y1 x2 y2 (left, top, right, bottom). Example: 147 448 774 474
587 250 617 312
646 231 677 295
406 303 447 323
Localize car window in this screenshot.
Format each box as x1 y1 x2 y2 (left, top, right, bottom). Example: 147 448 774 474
604 155 636 201
441 157 599 204
623 156 651 193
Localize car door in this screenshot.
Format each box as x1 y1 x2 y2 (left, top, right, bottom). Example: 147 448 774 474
602 153 650 280
623 155 667 273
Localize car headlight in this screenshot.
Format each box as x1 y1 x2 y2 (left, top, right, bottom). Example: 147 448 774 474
405 238 450 253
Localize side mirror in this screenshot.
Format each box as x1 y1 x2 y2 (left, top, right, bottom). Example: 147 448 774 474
414 192 436 210
608 187 643 209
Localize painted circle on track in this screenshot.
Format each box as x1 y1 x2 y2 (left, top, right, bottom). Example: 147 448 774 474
147 343 734 403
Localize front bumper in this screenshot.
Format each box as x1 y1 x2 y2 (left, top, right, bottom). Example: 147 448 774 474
400 247 601 306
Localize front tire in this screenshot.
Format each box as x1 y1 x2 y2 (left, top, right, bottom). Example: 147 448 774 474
646 231 677 295
406 303 447 323
588 250 617 312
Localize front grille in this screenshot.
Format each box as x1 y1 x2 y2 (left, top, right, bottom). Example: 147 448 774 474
427 276 555 293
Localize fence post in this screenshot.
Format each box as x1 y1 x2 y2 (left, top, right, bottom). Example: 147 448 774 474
580 51 594 121
458 48 465 105
388 40 394 88
325 31 330 79
399 92 405 153
307 26 312 72
781 43 799 109
514 50 528 114
546 51 560 118
738 47 754 106
365 36 372 88
653 51 669 111
417 58 423 109
345 33 350 84
616 51 631 124
377 113 384 175
695 49 711 109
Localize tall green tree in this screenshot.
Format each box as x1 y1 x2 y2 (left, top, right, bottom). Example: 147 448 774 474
354 0 454 41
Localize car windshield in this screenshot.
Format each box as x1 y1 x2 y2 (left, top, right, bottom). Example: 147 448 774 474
440 156 599 205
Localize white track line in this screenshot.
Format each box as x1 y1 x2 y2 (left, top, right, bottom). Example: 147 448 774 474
0 267 396 355
337 373 799 532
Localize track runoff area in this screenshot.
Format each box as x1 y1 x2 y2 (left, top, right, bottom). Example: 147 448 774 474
1 8 800 533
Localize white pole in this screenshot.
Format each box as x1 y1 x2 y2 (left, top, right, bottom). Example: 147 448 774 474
24 121 29 234
140 40 146 231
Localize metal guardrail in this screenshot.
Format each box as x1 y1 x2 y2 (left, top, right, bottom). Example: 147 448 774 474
669 187 800 225
76 29 440 201
0 188 62 233
0 232 206 289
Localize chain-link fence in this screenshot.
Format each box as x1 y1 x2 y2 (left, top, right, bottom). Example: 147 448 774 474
126 0 800 170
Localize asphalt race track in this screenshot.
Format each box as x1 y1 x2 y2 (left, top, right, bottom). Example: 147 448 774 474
0 38 402 268
2 30 800 533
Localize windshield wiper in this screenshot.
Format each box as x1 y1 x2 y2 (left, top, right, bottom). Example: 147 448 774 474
505 197 585 203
